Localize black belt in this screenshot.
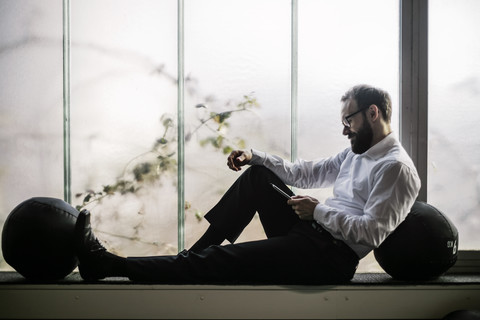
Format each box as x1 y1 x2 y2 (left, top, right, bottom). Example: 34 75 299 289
311 221 330 235
310 221 360 259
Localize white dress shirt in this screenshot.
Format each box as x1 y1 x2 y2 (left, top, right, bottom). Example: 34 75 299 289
249 133 421 258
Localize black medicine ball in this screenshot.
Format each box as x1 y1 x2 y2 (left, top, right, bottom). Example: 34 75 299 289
374 201 458 280
2 197 79 280
443 310 480 320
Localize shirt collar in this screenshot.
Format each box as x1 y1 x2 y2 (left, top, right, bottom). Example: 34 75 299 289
362 133 397 160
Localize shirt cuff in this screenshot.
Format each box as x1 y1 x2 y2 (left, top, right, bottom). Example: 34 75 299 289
249 149 267 166
313 203 332 224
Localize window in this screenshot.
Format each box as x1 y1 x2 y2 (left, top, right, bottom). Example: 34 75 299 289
0 0 477 273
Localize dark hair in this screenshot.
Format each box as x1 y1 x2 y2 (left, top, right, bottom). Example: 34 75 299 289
341 84 392 123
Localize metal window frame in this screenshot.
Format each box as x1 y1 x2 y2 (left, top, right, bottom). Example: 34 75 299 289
63 0 71 204
291 0 298 163
177 0 185 252
399 0 428 202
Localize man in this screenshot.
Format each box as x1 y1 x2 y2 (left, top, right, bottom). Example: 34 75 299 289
75 84 421 284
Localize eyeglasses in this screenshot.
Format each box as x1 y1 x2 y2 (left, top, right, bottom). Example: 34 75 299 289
342 107 369 128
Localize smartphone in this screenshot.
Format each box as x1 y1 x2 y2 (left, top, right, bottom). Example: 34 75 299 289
270 183 293 200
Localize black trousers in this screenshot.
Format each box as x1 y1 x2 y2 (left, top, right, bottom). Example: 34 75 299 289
126 166 359 284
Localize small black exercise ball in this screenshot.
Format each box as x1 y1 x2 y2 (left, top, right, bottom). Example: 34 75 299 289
2 197 79 280
374 201 458 280
443 310 480 320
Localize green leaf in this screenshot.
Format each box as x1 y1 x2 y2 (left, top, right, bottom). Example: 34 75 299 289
217 111 231 123
133 163 152 181
213 136 224 148
103 185 114 194
213 112 231 124
83 194 92 203
195 210 204 222
236 138 246 149
157 138 168 144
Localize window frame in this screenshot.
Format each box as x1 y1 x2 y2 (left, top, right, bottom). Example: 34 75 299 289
399 0 428 202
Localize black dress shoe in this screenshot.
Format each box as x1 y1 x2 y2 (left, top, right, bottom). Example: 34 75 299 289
75 209 109 281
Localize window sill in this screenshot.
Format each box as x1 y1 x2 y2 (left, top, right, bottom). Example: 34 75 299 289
1 272 479 319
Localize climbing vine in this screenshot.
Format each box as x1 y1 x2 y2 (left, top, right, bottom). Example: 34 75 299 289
75 93 259 212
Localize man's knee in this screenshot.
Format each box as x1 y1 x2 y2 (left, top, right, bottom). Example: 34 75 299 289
240 166 286 191
244 165 276 179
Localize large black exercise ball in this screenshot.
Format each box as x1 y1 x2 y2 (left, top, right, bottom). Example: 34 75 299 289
2 197 79 280
374 201 458 280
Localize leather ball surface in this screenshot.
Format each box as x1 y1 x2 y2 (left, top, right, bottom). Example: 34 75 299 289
443 310 480 320
374 201 458 280
2 197 79 280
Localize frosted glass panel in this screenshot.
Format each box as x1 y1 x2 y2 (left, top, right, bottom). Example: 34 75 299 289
429 0 480 249
0 0 64 270
70 0 178 256
298 0 399 200
183 0 292 247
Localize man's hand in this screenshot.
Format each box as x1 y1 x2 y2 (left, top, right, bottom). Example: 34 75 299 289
227 149 252 171
287 196 319 220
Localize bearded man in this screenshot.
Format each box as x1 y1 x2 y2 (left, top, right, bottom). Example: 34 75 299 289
75 84 421 284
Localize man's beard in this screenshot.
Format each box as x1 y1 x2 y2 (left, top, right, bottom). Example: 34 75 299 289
350 121 373 154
